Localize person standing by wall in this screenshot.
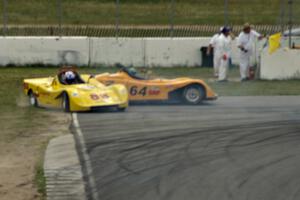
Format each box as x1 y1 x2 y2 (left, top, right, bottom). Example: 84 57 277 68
216 27 232 82
237 23 264 81
207 27 223 78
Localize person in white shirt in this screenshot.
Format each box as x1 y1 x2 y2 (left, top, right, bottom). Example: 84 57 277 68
207 27 223 77
215 27 232 82
237 23 263 81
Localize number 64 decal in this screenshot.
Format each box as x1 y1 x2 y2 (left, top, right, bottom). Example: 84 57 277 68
130 86 147 96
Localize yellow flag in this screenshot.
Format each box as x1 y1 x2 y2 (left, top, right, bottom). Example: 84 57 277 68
268 33 281 54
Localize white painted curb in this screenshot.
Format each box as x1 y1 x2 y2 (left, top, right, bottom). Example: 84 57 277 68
44 129 87 199
72 113 100 200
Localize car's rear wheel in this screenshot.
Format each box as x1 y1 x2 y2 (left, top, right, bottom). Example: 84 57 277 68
182 85 205 105
29 91 38 107
62 92 70 112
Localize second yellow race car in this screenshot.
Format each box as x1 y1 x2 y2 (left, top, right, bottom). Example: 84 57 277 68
96 64 217 105
23 68 128 112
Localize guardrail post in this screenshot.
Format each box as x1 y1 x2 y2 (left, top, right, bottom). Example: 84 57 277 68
288 0 293 48
116 0 120 38
279 0 286 33
57 0 62 37
3 0 7 36
169 0 175 37
224 0 228 26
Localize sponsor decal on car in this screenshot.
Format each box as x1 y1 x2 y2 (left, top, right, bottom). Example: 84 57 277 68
149 87 160 95
130 86 147 96
90 93 110 101
100 93 109 99
90 94 99 100
72 92 79 97
129 86 161 96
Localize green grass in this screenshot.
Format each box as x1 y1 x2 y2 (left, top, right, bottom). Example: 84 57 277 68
0 67 72 198
35 160 46 200
211 79 300 96
1 66 300 104
147 67 300 96
2 0 300 25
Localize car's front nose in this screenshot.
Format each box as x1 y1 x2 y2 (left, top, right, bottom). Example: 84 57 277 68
206 93 218 101
70 91 127 111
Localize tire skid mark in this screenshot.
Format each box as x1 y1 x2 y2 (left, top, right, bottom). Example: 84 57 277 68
75 99 300 200
237 155 294 189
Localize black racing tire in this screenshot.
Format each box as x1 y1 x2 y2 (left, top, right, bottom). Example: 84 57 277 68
28 91 38 107
117 107 127 112
182 85 205 105
62 92 70 112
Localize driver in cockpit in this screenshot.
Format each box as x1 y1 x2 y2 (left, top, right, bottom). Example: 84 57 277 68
128 67 137 76
64 71 76 84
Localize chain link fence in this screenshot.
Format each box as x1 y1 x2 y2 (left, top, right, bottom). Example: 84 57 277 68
1 0 300 37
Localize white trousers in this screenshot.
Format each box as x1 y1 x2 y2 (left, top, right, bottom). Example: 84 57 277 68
239 52 250 79
213 54 221 76
218 58 229 81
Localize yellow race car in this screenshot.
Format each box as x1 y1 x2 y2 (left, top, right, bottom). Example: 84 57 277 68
96 65 217 104
23 68 128 112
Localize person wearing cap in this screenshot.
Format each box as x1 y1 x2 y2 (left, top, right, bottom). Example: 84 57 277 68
237 23 264 81
207 27 223 77
215 26 232 82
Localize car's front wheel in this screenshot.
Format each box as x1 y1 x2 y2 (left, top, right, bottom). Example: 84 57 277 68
117 107 127 112
62 92 70 112
182 85 205 105
29 91 38 107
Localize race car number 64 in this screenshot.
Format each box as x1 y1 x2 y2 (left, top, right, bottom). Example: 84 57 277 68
130 86 147 96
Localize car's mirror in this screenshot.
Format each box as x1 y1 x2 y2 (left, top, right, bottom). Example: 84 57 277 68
87 75 95 83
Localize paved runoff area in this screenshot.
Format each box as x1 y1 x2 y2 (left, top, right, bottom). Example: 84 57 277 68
73 96 300 200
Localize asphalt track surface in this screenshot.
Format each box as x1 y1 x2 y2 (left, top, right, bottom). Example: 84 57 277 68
75 96 300 200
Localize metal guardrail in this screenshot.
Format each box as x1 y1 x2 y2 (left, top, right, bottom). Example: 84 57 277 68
2 24 292 37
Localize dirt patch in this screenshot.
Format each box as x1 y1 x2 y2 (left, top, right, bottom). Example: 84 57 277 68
0 96 71 200
16 93 31 108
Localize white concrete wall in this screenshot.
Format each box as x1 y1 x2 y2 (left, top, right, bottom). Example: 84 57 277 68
0 36 266 69
0 37 89 66
261 48 300 80
3 36 300 80
90 37 211 67
90 38 145 66
145 38 208 67
1 37 241 67
89 37 264 67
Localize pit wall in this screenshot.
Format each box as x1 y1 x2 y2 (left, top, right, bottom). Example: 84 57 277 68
261 48 300 80
3 36 298 80
0 37 90 66
0 36 251 67
259 36 300 80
